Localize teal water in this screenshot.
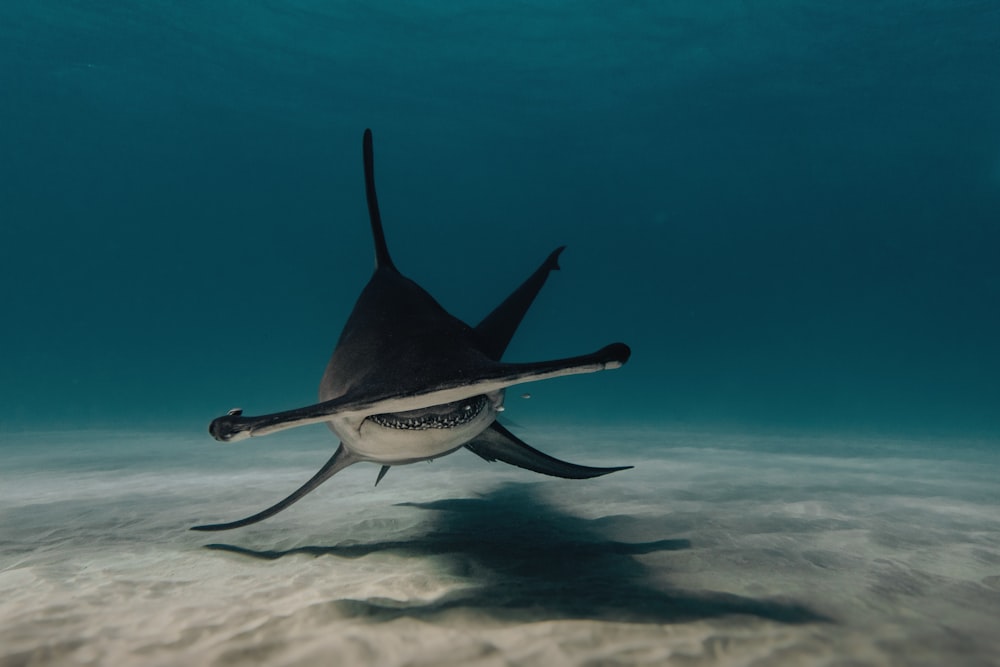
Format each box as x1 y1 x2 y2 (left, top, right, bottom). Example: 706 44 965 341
2 2 999 436
2 6 1000 664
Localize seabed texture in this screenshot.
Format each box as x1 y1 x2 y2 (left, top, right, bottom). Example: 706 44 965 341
2 428 998 666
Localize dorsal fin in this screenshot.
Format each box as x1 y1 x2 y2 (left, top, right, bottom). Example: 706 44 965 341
363 129 396 272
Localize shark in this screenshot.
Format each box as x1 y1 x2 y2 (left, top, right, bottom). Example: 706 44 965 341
191 129 631 531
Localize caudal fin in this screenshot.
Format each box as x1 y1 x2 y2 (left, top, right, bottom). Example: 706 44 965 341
475 246 565 360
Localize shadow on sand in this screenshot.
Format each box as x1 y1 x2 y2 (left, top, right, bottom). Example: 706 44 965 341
204 482 827 625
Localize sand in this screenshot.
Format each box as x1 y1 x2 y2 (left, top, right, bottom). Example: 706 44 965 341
1 426 998 666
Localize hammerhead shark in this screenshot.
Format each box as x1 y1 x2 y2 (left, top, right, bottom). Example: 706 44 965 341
192 130 631 531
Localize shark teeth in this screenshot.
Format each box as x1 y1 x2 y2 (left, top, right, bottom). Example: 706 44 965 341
369 395 488 431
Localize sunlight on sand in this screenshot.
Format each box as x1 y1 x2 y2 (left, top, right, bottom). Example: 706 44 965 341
1 428 998 666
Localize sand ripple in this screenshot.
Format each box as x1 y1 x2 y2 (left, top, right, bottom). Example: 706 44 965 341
1 429 999 666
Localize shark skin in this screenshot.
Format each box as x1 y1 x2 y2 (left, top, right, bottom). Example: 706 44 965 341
191 129 631 531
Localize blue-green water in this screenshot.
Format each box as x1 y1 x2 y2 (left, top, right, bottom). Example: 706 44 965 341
2 5 1000 665
2 1 998 436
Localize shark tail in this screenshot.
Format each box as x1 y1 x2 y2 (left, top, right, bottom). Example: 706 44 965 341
475 246 566 360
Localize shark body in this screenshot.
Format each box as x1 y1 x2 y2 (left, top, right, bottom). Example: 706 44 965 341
192 130 631 531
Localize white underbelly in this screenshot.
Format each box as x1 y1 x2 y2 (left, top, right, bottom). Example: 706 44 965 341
327 391 503 464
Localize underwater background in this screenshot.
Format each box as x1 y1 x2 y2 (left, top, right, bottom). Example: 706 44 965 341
2 0 998 437
2 3 1000 667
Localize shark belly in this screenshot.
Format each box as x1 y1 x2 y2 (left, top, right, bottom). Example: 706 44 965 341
328 390 504 464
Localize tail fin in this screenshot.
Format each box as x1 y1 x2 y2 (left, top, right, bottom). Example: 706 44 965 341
363 129 396 271
475 246 565 360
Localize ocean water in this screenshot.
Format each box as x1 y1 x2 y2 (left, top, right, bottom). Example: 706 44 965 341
2 2 999 665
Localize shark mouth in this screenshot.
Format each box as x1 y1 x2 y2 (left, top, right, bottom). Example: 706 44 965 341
368 395 488 430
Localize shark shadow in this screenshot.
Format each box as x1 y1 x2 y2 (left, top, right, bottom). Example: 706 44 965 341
205 483 829 625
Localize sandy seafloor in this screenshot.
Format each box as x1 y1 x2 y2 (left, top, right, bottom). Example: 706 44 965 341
2 426 998 667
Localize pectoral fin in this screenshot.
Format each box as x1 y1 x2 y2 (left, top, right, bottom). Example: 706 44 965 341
465 422 631 479
190 444 358 531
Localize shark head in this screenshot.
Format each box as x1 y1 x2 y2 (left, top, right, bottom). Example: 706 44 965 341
350 391 505 463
